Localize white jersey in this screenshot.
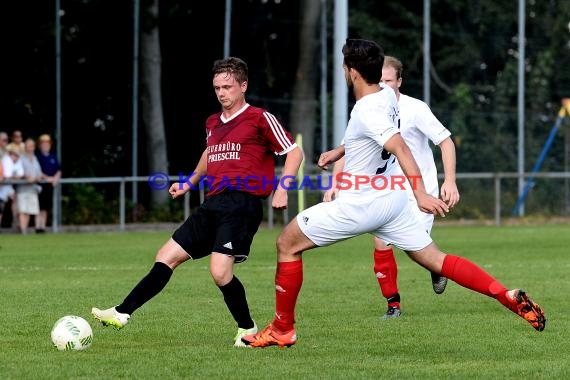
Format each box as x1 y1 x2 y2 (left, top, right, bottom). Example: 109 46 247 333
397 94 451 197
340 83 400 199
297 84 432 251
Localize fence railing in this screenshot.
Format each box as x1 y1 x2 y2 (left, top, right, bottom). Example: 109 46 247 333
2 171 570 232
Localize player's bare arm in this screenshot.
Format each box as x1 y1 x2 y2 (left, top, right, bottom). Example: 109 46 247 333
273 146 304 209
317 145 345 170
438 137 460 208
169 149 208 199
384 133 449 217
322 156 344 202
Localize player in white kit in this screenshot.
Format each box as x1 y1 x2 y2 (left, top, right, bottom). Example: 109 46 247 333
242 39 545 348
323 56 460 319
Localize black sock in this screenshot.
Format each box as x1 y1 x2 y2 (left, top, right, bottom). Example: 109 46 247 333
430 271 441 282
218 276 254 329
387 293 401 305
116 262 173 315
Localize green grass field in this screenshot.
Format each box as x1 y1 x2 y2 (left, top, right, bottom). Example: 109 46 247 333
1 225 568 379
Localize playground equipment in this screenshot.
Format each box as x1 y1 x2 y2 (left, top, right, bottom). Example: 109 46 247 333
512 98 570 216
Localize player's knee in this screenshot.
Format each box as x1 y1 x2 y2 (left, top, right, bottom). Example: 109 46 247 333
210 271 224 286
155 249 184 269
209 267 232 286
276 233 297 258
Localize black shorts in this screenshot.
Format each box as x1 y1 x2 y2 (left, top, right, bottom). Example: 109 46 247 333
38 184 54 211
172 191 263 263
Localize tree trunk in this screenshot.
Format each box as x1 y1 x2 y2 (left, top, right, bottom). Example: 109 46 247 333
289 0 321 164
141 0 168 207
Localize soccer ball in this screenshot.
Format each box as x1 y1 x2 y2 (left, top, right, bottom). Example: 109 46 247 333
51 315 93 351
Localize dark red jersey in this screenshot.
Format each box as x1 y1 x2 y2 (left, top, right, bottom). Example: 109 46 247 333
204 104 296 198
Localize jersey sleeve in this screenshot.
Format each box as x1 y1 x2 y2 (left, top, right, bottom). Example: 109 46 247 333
260 111 297 155
413 101 451 146
360 103 400 147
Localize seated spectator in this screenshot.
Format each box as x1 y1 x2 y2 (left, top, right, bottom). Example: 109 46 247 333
0 155 4 225
35 134 61 233
17 138 43 234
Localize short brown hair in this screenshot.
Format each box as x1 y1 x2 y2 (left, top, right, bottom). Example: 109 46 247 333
383 56 403 79
212 57 248 84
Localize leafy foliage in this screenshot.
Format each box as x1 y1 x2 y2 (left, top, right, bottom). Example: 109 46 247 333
3 0 570 216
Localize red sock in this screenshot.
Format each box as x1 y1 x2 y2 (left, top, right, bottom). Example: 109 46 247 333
440 254 511 308
272 260 303 332
373 248 399 301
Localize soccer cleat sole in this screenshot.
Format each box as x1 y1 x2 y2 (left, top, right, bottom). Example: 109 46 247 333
97 319 124 330
245 340 295 348
432 276 448 294
91 308 128 330
382 307 401 319
241 336 296 348
515 290 546 332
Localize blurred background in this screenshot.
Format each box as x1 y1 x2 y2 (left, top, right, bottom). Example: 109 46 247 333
2 0 570 228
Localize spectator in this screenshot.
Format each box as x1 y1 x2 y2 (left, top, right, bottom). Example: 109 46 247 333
17 138 43 234
0 145 24 228
6 130 25 153
0 132 8 157
0 153 5 225
35 134 61 233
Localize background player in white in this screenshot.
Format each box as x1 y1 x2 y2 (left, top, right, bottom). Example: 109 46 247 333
242 38 545 348
324 56 460 319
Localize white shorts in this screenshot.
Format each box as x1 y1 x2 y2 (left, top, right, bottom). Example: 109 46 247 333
404 185 435 233
297 191 432 252
413 204 434 234
16 192 40 215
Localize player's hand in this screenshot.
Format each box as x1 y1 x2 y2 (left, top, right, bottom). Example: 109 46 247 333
169 182 187 199
440 181 460 208
322 188 339 202
272 189 288 209
416 192 450 217
317 149 343 170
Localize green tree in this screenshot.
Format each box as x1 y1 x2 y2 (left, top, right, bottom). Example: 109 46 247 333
289 0 322 162
141 0 168 207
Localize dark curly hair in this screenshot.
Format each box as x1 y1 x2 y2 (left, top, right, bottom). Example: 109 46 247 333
342 39 384 84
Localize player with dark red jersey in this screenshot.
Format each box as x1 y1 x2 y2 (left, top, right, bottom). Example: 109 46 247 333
92 57 304 347
204 104 296 198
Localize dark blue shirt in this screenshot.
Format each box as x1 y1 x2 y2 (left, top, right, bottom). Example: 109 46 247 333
35 151 61 176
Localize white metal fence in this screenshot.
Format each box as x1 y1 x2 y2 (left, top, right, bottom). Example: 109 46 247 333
3 171 570 232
